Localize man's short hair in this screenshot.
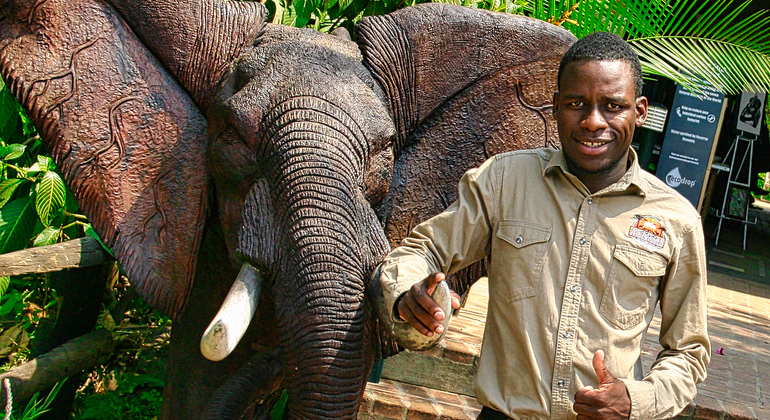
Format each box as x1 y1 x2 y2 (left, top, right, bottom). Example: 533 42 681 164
557 32 644 97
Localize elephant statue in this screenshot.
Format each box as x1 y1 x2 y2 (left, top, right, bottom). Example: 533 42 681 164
0 0 575 418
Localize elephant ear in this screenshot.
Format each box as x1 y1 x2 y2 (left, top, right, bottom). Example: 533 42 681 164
358 4 576 293
0 0 208 318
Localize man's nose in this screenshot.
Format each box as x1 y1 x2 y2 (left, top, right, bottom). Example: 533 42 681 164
581 107 608 131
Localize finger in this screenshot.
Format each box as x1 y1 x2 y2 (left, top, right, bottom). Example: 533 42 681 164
450 290 462 310
404 284 445 333
593 349 616 386
573 402 598 418
424 272 445 294
397 296 434 336
416 273 447 321
573 386 594 404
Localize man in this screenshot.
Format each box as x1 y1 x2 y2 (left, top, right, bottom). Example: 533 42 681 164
376 32 710 420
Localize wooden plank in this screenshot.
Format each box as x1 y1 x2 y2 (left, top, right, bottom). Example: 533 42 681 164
0 237 112 277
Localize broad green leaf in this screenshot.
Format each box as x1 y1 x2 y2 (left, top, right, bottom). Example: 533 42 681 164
35 170 66 226
33 226 60 247
0 276 8 297
0 292 22 316
37 154 56 171
0 143 25 161
0 196 36 253
293 0 320 27
0 178 26 208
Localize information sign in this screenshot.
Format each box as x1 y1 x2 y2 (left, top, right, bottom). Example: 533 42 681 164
656 82 726 209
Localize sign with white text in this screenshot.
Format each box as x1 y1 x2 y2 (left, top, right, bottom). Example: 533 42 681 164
656 82 726 208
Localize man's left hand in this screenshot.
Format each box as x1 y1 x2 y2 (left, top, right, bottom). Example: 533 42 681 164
573 350 631 420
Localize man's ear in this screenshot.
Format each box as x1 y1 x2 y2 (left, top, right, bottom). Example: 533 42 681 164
635 95 648 127
553 91 560 116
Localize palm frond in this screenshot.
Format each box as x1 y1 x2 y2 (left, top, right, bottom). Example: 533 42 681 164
539 0 770 94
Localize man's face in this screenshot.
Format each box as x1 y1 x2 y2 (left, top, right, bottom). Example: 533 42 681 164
553 60 647 190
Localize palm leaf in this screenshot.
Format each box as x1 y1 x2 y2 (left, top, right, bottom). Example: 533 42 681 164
541 0 770 94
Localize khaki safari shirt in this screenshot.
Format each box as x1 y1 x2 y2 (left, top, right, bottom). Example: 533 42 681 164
378 148 710 420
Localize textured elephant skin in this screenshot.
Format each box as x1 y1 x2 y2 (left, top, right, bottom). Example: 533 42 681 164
0 0 208 318
0 1 575 419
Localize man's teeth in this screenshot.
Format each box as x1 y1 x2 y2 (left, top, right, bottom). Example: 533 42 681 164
580 141 605 147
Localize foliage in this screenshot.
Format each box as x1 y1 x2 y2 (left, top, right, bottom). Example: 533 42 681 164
72 279 170 420
74 374 163 420
0 79 88 256
265 0 770 96
1 379 65 420
0 74 92 368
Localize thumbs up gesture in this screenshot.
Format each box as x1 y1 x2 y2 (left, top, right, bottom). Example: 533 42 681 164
573 350 631 420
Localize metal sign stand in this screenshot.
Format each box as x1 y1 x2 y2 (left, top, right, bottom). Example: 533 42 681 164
714 131 758 250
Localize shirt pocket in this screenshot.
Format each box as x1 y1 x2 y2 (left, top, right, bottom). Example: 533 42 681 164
493 221 552 303
599 244 667 330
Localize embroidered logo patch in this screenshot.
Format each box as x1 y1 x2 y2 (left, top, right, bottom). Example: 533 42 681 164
628 215 666 249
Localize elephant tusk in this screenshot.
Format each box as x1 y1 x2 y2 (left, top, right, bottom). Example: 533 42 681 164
200 264 262 361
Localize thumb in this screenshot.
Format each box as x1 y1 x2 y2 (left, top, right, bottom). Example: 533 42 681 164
424 272 446 295
593 349 616 386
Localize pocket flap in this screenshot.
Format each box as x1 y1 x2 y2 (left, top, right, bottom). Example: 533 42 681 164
497 222 552 249
613 244 667 277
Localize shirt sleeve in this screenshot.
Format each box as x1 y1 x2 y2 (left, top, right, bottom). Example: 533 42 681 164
620 218 711 419
378 157 498 322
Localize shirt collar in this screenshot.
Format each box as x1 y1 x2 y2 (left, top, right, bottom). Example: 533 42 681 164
544 148 647 196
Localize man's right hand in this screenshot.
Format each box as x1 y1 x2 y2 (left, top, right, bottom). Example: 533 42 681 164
396 272 461 337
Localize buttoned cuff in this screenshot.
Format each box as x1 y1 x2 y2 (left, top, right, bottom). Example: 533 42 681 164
619 378 655 420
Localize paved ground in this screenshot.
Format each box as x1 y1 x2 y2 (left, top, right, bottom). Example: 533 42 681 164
361 212 770 419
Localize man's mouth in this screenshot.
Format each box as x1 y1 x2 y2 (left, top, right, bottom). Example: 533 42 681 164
578 139 609 148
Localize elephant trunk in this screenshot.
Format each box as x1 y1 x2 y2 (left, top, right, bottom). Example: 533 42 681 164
272 142 387 419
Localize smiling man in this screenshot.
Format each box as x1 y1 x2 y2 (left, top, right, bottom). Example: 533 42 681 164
376 32 710 420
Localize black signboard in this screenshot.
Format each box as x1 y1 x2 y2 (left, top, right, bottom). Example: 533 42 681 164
656 82 725 208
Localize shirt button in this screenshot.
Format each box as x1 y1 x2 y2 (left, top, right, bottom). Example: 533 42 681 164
562 331 570 338
570 284 578 292
579 237 587 245
557 380 566 387
587 197 594 205
516 236 523 244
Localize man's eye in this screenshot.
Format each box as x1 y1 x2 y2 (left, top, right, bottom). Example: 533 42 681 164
607 103 622 110
570 101 584 107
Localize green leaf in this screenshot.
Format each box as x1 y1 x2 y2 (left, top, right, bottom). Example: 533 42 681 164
560 0 770 95
26 162 42 176
0 276 9 297
0 86 21 142
0 143 25 161
84 223 115 259
37 154 56 171
0 178 26 208
0 196 36 254
293 0 319 27
0 293 22 316
33 226 60 247
35 170 66 226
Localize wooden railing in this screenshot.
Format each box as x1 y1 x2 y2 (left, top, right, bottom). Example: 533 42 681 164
0 237 115 408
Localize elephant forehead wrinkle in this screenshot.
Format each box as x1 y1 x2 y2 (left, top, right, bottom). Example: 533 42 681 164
276 147 360 181
288 245 362 273
260 95 376 156
267 122 368 168
280 171 359 200
286 204 361 240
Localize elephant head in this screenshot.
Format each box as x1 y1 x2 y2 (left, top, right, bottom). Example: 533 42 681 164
0 0 574 418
